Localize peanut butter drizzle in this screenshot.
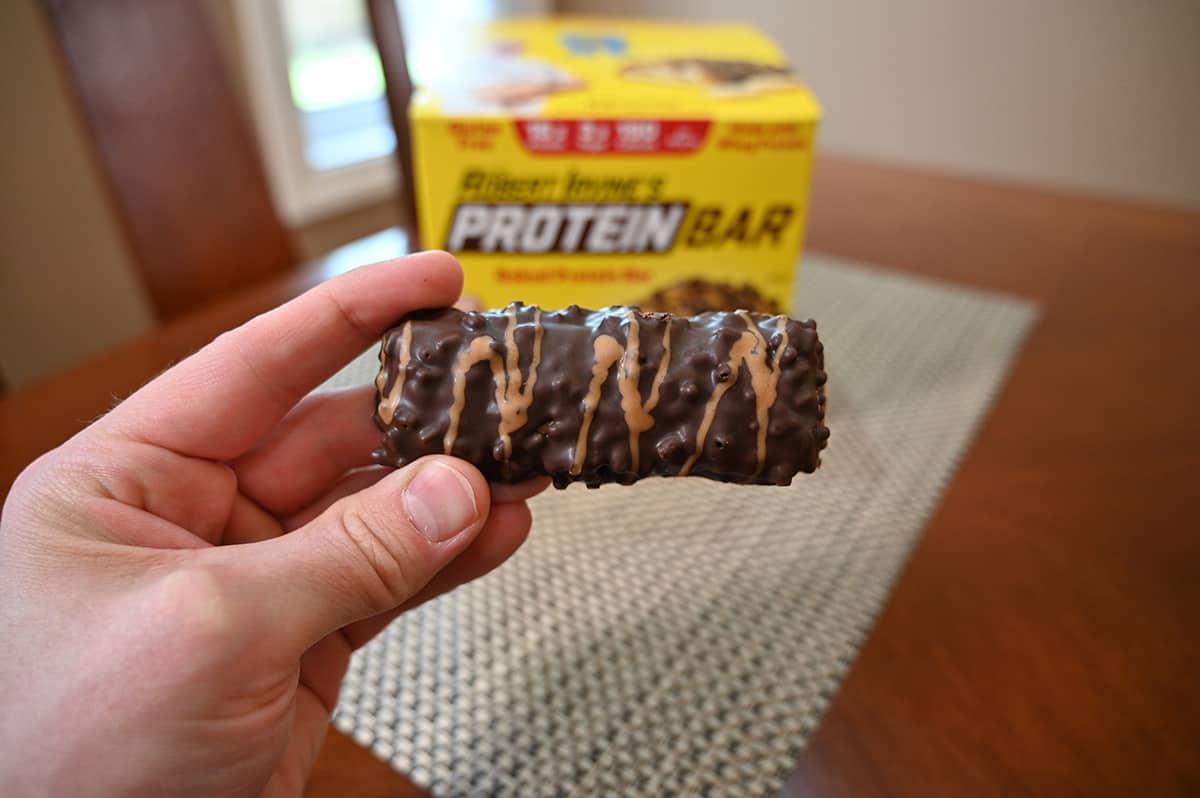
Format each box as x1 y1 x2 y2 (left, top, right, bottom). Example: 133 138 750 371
615 311 672 472
572 333 624 475
736 311 788 475
497 305 544 464
444 335 506 455
417 306 783 480
680 313 785 476
376 322 412 425
680 331 755 476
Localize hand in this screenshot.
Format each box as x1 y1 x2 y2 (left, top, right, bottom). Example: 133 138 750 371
0 252 545 797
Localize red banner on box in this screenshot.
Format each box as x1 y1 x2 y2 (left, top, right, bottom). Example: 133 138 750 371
514 119 712 155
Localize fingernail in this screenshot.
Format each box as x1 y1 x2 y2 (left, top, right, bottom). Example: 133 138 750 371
404 461 479 543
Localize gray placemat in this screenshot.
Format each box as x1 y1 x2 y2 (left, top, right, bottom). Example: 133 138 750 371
323 254 1037 798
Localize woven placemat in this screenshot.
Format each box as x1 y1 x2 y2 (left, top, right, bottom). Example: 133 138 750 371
322 255 1037 798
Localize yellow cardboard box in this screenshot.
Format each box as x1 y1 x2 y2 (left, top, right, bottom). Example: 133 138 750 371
410 17 821 313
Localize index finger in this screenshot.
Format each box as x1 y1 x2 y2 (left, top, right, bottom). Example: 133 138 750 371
98 251 462 460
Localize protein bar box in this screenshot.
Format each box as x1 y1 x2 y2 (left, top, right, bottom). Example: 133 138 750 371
409 17 821 314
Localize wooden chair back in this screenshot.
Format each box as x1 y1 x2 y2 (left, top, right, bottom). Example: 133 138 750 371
365 0 420 245
43 0 296 319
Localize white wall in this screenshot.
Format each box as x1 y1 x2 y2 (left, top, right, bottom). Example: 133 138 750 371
562 0 1200 209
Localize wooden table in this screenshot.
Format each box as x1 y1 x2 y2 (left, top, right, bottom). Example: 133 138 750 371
3 158 1198 796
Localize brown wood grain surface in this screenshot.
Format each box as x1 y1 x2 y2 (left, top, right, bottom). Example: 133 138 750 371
1 158 1197 796
783 159 1200 797
42 0 296 319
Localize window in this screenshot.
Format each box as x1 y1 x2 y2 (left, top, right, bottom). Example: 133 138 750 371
279 0 395 171
233 0 548 225
233 0 398 225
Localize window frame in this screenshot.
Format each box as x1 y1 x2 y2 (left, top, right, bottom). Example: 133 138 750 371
230 0 400 226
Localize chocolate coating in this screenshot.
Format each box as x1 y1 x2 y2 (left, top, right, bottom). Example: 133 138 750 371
373 303 828 488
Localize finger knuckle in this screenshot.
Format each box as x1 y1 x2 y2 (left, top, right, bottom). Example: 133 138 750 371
149 566 239 651
337 506 419 612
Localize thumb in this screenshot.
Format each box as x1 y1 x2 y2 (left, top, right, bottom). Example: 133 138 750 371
239 456 490 654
